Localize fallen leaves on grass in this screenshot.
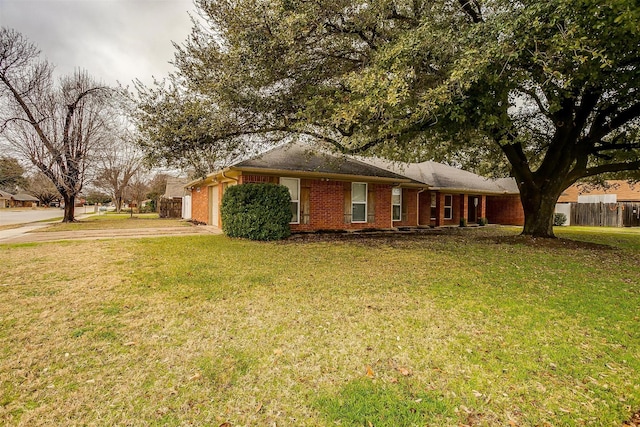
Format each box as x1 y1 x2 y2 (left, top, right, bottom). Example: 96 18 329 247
365 365 375 378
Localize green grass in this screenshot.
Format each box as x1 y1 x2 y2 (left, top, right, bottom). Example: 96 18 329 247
0 226 639 426
37 213 190 232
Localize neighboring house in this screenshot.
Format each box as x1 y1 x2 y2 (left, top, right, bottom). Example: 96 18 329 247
558 180 640 203
11 193 39 207
186 143 525 232
557 180 640 227
160 177 189 219
0 190 12 208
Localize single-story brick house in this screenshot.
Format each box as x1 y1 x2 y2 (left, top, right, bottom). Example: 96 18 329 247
0 191 40 208
0 190 12 208
186 143 524 231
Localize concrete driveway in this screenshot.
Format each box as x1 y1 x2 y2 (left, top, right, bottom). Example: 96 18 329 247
0 208 64 226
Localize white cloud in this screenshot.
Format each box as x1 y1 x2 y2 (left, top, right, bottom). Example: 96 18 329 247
0 0 195 86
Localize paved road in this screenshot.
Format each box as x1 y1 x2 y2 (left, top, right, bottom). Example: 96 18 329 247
0 208 65 226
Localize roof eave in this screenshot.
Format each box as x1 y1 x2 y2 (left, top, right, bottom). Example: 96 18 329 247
228 166 413 184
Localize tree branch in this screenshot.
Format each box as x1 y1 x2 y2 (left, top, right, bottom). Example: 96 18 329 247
458 0 484 23
589 101 640 142
582 160 640 178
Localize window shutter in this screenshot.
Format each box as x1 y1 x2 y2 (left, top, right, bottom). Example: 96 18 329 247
401 188 408 222
343 182 352 223
367 185 375 223
300 186 310 225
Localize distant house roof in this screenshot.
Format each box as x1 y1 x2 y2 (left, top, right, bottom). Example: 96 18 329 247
188 142 413 186
12 193 39 202
163 177 188 199
0 190 13 199
558 180 640 203
361 158 519 195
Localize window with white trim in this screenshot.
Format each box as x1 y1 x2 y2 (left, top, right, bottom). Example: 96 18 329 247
351 182 367 222
280 177 300 224
444 194 453 220
392 187 402 221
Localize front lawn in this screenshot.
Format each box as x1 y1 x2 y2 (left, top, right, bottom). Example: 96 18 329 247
1 227 638 426
36 213 191 232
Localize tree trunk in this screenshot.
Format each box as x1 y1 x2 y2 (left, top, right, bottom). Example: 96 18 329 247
519 183 563 238
62 194 76 222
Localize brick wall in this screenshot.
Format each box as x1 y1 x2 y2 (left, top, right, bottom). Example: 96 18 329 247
191 186 209 224
418 191 432 225
291 179 394 231
393 188 419 227
240 175 278 184
486 195 524 225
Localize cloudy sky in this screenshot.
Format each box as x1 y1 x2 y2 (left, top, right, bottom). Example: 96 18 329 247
0 0 196 86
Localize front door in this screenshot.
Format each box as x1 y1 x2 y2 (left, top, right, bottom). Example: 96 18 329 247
468 196 479 223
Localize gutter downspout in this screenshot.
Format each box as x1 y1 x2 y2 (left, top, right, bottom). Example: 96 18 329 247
221 169 238 183
417 188 426 227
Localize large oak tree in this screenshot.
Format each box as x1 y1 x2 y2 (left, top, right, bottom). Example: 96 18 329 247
136 0 640 237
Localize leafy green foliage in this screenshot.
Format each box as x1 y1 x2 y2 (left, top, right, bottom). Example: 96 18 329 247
0 156 26 194
220 183 291 240
136 0 640 237
554 213 568 227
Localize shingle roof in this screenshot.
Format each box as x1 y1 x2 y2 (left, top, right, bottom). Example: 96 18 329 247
163 177 188 198
12 193 39 202
0 190 13 199
361 158 519 194
233 143 410 181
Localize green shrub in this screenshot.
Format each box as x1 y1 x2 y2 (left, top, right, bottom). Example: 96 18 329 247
553 212 567 226
221 183 292 241
459 217 467 227
478 217 487 226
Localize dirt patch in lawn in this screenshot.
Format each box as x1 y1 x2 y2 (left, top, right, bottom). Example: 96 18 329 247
484 234 617 251
285 227 616 251
624 409 640 427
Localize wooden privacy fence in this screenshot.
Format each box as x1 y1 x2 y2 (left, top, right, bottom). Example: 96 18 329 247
570 202 640 227
160 198 183 218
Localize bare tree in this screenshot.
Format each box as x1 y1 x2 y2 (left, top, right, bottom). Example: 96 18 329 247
126 172 150 212
0 28 111 222
93 132 145 213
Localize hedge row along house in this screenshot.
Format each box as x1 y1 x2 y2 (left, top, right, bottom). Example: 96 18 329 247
186 143 524 232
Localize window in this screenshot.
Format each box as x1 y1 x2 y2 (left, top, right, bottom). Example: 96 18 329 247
444 194 453 220
392 187 402 221
280 177 300 223
352 182 367 222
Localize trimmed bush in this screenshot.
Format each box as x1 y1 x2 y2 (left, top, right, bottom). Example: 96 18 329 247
221 183 292 241
553 212 567 226
478 217 487 226
459 217 467 227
